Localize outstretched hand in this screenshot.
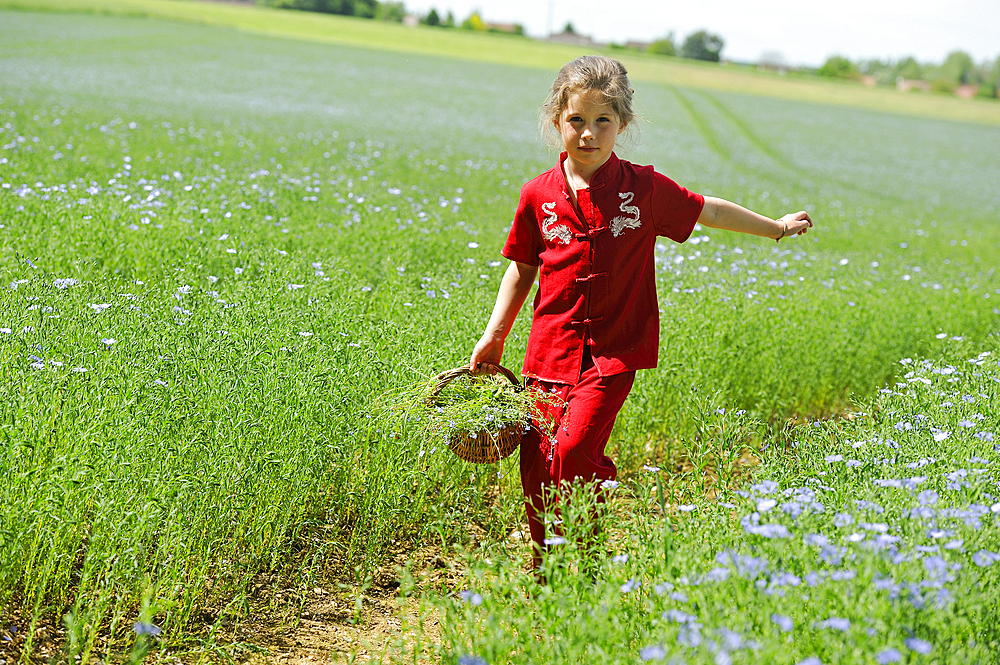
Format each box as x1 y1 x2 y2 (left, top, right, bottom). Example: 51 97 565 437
778 211 813 241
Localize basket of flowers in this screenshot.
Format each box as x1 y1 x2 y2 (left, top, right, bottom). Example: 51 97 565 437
423 363 540 464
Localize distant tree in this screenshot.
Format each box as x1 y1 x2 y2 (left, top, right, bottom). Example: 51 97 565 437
352 0 376 18
857 58 895 86
681 30 723 62
489 23 525 36
260 0 375 18
893 56 923 81
983 55 1000 98
857 58 881 75
818 55 860 80
375 1 405 21
939 50 978 85
859 58 887 75
648 33 676 57
927 75 956 93
977 84 998 100
445 10 455 27
562 21 577 35
461 12 487 30
424 8 441 26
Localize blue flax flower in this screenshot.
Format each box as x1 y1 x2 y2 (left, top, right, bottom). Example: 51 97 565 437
770 613 794 632
972 550 999 567
875 647 902 664
917 490 939 505
639 644 666 662
815 617 850 631
133 622 161 636
458 656 488 665
904 637 933 654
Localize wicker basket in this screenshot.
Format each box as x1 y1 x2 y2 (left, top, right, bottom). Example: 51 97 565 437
425 363 526 464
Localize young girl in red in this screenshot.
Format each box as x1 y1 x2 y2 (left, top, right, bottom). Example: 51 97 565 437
469 55 812 569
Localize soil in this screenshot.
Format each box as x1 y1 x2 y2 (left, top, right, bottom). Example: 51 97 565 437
0 539 479 665
234 544 462 665
219 515 526 665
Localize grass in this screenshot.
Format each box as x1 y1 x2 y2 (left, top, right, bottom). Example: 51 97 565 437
0 5 999 663
2 0 999 126
413 345 1000 663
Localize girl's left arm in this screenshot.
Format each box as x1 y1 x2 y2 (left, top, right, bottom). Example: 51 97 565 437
697 196 812 241
468 260 539 372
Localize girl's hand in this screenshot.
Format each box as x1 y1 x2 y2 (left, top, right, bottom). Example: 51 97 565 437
469 334 504 373
778 211 813 241
697 197 813 242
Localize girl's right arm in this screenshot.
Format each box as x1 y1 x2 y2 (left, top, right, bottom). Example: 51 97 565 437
469 260 539 371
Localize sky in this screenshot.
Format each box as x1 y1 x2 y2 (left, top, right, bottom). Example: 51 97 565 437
401 0 1000 68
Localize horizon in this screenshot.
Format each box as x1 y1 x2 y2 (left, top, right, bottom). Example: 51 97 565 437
401 0 1000 68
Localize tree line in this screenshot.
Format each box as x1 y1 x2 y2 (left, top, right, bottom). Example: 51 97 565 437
255 0 403 21
255 0 999 98
640 31 723 62
254 0 504 29
255 0 722 59
818 52 1000 99
257 1 528 33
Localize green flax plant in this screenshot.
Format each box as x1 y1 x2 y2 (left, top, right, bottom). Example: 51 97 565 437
2 9 1000 660
409 340 1000 664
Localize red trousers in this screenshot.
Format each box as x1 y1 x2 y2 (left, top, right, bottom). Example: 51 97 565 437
519 347 635 567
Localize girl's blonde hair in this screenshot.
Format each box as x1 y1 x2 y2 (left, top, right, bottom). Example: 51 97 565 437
541 55 636 144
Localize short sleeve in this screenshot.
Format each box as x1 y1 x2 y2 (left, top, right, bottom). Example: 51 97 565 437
649 170 705 243
501 188 545 266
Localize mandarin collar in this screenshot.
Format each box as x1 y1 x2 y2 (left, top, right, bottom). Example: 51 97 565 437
558 151 621 194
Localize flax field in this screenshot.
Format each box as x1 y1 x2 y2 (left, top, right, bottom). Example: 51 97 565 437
1 7 999 664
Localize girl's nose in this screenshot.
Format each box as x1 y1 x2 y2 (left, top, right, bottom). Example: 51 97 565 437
581 124 595 139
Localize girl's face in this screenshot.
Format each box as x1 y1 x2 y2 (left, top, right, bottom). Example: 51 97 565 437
555 89 626 178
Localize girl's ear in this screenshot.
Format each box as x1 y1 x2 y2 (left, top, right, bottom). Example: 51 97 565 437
618 121 628 135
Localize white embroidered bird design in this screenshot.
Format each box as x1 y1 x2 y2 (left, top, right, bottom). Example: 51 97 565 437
541 201 572 245
610 191 641 237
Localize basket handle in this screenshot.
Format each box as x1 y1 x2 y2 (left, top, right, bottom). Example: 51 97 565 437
425 362 522 404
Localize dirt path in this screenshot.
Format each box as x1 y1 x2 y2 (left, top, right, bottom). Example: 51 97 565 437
240 578 440 663
240 593 435 664
234 541 491 665
2 522 523 665
0 559 447 665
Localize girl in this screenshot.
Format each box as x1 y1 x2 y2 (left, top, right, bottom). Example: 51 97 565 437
469 55 812 569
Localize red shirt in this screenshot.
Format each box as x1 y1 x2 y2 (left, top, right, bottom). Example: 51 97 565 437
502 152 704 384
